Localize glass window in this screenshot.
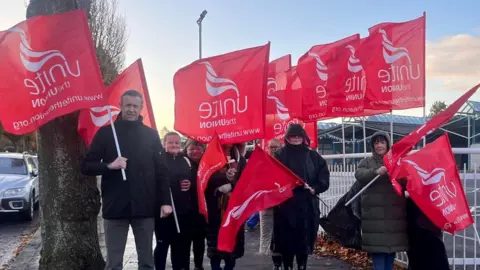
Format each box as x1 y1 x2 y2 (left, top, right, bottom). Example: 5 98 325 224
26 157 37 172
0 157 28 175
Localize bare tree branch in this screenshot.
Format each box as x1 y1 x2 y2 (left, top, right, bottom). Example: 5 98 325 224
88 0 128 84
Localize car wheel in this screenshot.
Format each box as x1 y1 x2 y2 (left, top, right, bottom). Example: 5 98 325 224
20 193 34 222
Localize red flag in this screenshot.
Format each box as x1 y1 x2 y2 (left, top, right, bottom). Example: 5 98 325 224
266 55 292 116
358 14 426 110
283 66 304 119
401 134 473 234
263 116 317 150
217 147 303 252
385 83 480 193
0 10 104 134
77 59 156 146
268 55 291 75
174 43 270 144
326 38 391 117
197 133 227 220
297 35 360 121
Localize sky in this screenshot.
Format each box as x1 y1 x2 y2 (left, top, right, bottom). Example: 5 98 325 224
1 0 480 129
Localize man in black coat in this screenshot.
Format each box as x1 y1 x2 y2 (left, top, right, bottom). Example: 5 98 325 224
81 90 172 270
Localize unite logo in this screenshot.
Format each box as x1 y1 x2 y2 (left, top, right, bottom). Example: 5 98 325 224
198 62 247 129
403 160 457 215
307 52 327 106
344 45 365 99
377 29 421 93
221 182 287 227
89 105 121 127
9 27 81 108
267 77 289 120
266 77 304 136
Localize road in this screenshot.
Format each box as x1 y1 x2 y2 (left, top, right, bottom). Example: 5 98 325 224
0 212 40 269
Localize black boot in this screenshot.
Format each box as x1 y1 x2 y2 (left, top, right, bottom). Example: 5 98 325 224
296 254 308 270
282 253 294 270
273 255 282 270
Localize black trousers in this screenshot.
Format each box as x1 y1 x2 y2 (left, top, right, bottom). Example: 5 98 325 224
281 253 308 269
407 227 450 270
190 217 206 268
154 215 191 270
210 256 236 270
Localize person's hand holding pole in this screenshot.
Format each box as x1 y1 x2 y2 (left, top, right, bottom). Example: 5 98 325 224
304 183 315 195
107 156 127 170
376 166 388 176
160 205 173 217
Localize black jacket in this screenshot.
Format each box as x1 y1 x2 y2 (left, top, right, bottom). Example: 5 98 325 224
406 198 450 270
164 153 195 215
272 143 330 255
81 115 171 219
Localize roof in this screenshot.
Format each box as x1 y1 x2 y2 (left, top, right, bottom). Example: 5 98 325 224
317 122 340 130
0 152 36 158
0 152 25 158
467 101 480 114
366 114 429 125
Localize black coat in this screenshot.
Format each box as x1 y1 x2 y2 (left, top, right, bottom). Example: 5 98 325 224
406 198 450 270
164 153 195 215
205 147 247 260
272 143 330 255
81 115 171 219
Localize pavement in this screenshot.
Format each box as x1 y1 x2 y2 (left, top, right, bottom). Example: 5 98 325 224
0 212 40 270
6 222 354 270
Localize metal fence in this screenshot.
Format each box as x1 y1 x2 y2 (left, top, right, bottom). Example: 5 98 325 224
320 151 480 269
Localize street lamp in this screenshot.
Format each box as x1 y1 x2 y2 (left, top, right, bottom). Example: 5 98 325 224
197 10 207 59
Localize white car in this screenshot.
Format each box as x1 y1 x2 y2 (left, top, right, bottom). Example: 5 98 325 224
0 152 39 221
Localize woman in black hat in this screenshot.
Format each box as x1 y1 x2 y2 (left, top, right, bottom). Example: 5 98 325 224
272 124 330 270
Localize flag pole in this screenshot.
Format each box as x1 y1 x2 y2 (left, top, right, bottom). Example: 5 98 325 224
345 175 380 206
341 118 346 167
390 112 394 143
107 107 127 181
170 188 181 233
423 106 426 146
422 11 427 148
363 118 367 157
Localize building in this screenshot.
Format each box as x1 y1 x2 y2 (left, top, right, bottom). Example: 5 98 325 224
317 100 480 169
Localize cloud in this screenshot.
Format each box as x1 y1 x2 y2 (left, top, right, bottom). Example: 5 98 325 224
426 34 480 91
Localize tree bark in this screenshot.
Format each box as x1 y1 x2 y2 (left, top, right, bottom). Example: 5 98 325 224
26 1 105 269
37 115 105 270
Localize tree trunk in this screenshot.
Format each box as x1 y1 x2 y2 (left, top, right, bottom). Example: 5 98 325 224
37 115 105 270
26 1 105 269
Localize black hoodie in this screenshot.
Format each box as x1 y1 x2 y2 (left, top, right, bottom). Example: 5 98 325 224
81 113 171 219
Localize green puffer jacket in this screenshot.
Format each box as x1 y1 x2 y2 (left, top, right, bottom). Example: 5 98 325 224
355 131 408 253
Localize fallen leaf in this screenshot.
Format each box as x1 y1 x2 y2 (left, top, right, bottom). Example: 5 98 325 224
314 233 407 270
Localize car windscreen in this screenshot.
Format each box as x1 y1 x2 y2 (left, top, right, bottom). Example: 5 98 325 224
0 157 28 175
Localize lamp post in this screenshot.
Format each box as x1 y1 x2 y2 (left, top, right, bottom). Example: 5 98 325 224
197 10 207 59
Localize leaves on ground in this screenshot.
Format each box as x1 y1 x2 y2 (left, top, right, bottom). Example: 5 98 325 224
314 234 406 270
0 221 40 270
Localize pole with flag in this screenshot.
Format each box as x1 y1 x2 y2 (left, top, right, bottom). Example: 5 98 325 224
346 83 480 206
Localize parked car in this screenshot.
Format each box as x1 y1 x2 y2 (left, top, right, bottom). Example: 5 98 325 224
0 152 39 221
